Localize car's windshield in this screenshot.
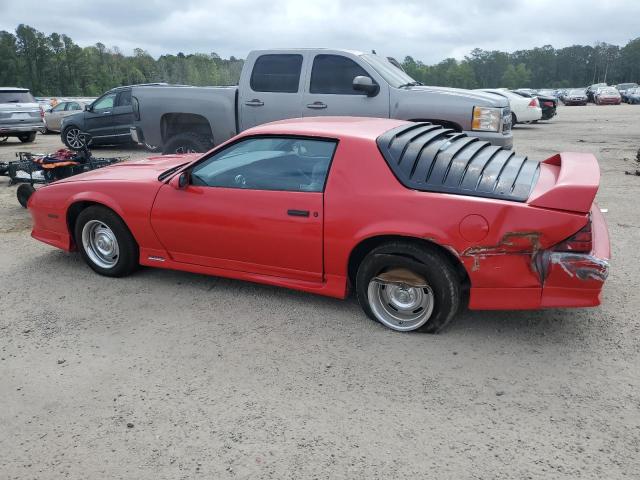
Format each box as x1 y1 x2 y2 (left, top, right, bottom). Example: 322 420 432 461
601 88 618 95
569 89 585 95
0 91 36 103
360 54 418 88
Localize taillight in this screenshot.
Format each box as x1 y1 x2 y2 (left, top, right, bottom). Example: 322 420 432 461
553 218 592 253
543 101 554 107
528 98 539 108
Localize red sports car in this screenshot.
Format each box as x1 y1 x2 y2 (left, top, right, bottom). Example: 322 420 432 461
28 117 610 332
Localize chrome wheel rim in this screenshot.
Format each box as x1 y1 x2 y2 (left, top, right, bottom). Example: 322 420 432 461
81 220 119 269
174 145 197 154
367 269 434 332
65 128 84 149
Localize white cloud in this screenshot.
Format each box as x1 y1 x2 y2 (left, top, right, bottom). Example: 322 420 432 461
1 0 638 62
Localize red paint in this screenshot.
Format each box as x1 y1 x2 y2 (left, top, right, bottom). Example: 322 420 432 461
28 117 611 312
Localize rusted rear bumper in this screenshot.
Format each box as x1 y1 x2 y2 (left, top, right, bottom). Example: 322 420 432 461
539 205 610 307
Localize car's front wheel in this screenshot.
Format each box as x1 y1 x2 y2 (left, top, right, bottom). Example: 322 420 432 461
62 126 85 150
74 206 139 277
356 242 461 333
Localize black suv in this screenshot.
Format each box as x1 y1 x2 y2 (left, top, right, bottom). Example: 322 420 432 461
61 86 134 149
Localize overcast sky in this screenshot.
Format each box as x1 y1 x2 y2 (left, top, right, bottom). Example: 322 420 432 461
1 0 639 62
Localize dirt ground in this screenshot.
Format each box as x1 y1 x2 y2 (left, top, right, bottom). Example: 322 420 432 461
1 105 639 479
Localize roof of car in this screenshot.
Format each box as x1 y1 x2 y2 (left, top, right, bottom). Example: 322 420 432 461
246 116 409 140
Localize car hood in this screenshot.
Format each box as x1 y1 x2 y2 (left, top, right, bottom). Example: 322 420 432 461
402 85 508 107
55 154 200 184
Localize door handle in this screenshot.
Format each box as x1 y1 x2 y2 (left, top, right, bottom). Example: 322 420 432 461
245 99 264 107
287 209 310 217
102 111 111 114
306 102 327 109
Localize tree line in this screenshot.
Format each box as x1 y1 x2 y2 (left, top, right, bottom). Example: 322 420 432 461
1 24 639 97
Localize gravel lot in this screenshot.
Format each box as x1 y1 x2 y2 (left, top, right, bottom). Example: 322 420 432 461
1 105 639 479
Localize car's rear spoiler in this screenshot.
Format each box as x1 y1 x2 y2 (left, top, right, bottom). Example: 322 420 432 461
528 152 600 214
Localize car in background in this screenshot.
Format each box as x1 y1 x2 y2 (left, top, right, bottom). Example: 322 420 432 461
562 88 588 106
615 83 638 98
511 90 557 120
43 100 86 133
0 87 45 144
625 87 640 104
478 88 541 125
594 87 622 105
27 117 611 333
586 83 608 103
60 86 135 149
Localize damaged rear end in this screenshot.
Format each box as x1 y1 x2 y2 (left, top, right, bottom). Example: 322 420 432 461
529 152 611 307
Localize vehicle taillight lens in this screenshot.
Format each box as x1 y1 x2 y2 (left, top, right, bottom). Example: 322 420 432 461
529 98 539 107
543 101 554 107
553 218 592 253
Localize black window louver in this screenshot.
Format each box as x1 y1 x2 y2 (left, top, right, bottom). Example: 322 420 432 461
376 123 540 202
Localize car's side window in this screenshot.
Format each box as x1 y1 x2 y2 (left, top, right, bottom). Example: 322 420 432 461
310 54 374 95
116 90 132 107
190 137 337 193
250 54 303 93
66 102 81 111
92 93 116 111
51 103 66 112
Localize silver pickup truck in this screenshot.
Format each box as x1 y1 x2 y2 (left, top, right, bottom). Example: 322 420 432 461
130 49 513 153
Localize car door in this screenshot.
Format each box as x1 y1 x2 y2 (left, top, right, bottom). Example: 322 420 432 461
112 89 134 140
84 92 116 138
302 53 389 117
238 53 305 130
46 102 67 130
150 136 337 282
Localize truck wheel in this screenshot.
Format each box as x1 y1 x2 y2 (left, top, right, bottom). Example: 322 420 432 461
18 132 37 143
355 242 461 333
162 133 211 155
17 184 36 208
62 126 86 150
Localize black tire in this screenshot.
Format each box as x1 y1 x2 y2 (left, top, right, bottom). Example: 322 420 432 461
16 184 36 208
162 132 211 155
62 126 86 150
18 132 37 143
74 205 139 277
355 241 461 333
511 112 518 125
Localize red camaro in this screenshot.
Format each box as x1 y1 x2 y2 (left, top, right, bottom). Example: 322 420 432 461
28 117 610 332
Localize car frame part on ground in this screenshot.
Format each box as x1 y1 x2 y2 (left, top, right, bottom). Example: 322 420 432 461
0 87 45 143
129 48 513 155
477 88 542 125
28 116 610 333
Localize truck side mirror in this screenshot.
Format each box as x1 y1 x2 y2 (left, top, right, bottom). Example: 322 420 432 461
353 76 379 97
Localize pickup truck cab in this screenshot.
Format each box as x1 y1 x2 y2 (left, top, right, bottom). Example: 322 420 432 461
130 49 513 154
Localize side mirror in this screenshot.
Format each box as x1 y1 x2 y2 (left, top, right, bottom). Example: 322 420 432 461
84 104 91 111
353 76 379 97
177 171 190 189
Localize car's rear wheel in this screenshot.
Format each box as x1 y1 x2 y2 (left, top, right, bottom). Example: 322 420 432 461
63 126 85 150
18 132 36 143
74 206 139 277
355 242 461 333
162 132 211 155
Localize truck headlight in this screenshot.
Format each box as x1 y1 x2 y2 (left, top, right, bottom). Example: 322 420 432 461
472 106 501 132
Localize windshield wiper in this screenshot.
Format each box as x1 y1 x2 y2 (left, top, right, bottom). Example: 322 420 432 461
158 162 189 182
398 81 423 88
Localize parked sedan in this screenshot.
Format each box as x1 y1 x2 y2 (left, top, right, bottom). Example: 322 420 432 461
478 89 542 125
562 89 588 106
27 117 610 333
594 87 622 105
43 101 86 133
626 87 640 104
